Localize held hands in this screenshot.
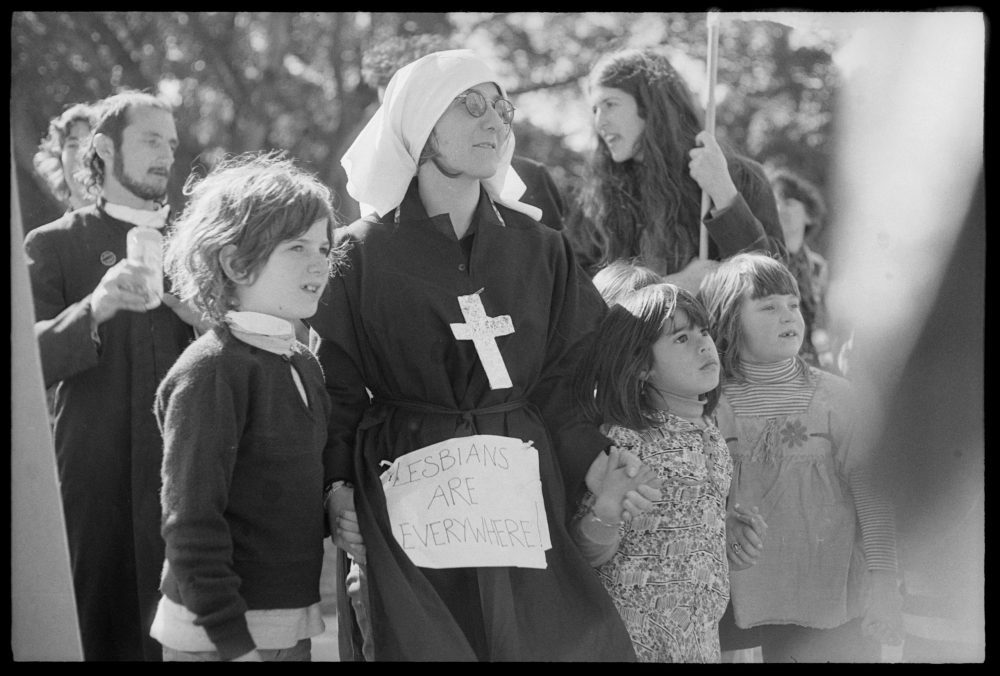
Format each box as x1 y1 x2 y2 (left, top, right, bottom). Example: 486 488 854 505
617 448 663 520
89 259 158 325
585 448 662 523
726 503 768 571
327 484 366 564
688 131 738 212
862 571 905 646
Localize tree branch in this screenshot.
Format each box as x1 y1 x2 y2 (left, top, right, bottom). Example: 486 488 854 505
508 70 588 97
71 12 149 90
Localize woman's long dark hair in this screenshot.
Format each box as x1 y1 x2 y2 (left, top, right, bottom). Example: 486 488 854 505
580 48 706 275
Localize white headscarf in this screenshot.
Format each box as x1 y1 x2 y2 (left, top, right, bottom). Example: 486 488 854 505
341 49 542 221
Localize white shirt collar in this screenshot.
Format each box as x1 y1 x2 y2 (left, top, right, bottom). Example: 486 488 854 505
103 201 171 229
224 311 297 357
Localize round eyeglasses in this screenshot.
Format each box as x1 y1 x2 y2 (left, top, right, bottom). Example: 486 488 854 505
455 90 516 125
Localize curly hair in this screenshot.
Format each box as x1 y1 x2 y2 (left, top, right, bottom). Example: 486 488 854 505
32 103 96 205
578 282 720 431
697 251 802 382
164 152 346 326
81 90 172 194
580 48 711 275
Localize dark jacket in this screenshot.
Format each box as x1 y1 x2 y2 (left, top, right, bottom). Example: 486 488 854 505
24 204 193 661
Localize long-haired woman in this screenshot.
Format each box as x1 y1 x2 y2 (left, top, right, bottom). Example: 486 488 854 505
579 48 786 291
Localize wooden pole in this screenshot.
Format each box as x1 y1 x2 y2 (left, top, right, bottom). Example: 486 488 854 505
699 10 721 260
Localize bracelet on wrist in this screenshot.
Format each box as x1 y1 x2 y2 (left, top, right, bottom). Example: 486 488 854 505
323 480 351 501
588 505 622 529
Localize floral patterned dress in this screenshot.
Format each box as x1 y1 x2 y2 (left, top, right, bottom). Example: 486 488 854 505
597 410 732 662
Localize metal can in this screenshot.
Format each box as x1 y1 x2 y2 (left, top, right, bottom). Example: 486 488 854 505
126 226 164 309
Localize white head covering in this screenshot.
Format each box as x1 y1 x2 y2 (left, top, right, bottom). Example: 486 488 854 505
341 49 542 221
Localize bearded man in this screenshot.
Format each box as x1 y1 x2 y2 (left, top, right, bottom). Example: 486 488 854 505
24 90 202 661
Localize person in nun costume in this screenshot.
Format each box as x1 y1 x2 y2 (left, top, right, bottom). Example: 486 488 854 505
309 50 645 661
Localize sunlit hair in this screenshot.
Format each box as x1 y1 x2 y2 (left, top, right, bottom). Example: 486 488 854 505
578 282 720 431
592 258 662 307
81 90 172 194
768 167 827 237
581 48 712 274
32 103 96 205
418 130 461 178
697 252 802 382
164 151 345 326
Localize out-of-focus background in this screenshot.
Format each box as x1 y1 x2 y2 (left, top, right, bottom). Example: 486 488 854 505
11 11 844 251
11 11 984 663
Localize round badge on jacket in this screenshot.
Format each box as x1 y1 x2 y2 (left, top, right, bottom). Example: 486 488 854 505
100 251 117 267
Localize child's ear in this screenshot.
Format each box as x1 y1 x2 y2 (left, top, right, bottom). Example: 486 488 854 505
219 244 251 286
638 370 651 383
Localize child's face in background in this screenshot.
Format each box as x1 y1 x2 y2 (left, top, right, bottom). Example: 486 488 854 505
775 189 810 253
644 308 720 399
738 292 805 364
233 217 331 322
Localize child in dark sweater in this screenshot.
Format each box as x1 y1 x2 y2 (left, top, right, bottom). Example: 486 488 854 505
150 153 345 661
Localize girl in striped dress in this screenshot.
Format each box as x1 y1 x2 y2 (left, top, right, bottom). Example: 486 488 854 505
699 252 903 662
571 283 765 662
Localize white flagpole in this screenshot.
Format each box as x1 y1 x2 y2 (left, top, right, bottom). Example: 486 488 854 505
699 10 721 260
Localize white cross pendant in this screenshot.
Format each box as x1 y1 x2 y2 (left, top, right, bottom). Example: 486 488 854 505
450 290 515 390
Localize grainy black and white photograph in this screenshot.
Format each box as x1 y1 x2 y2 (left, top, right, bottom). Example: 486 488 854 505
11 10 984 663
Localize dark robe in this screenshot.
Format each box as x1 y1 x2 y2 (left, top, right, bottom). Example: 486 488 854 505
512 155 566 232
310 180 634 661
24 203 193 661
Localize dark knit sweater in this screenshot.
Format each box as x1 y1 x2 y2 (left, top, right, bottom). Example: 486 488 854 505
155 327 330 659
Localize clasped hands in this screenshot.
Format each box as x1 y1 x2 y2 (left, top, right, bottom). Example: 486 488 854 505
726 503 768 571
327 483 366 564
584 447 663 523
328 447 666 564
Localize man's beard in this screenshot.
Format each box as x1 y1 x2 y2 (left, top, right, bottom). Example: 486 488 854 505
112 149 168 202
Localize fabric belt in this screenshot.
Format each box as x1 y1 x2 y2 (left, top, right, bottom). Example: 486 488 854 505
359 396 530 433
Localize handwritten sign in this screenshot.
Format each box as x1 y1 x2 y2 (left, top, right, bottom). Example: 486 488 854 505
380 435 551 569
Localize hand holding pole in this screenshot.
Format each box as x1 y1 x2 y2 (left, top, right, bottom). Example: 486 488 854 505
699 10 721 261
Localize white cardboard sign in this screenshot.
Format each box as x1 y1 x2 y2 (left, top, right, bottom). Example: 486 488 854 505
380 435 551 569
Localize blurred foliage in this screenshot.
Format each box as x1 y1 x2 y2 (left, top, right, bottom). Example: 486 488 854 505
12 11 843 248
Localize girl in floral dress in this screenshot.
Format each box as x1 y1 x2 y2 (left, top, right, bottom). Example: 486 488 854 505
572 282 764 662
698 252 902 662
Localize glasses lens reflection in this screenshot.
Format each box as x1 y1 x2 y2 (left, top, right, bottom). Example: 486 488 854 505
460 91 515 124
